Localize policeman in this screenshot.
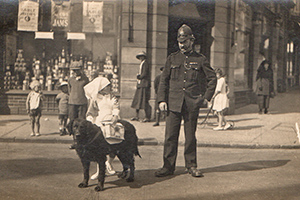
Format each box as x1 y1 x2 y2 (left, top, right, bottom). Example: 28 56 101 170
155 24 217 177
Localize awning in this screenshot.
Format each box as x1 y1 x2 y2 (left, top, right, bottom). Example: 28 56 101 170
67 32 86 40
35 32 54 39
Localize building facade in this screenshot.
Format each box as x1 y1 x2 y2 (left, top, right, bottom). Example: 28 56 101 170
0 0 299 117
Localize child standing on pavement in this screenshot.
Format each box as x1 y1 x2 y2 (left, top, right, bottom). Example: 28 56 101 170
84 76 120 178
212 68 230 131
26 80 44 137
55 81 69 136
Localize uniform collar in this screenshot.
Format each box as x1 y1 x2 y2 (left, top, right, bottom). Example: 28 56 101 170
182 50 194 56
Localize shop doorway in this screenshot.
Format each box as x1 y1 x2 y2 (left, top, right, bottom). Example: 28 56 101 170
168 1 215 58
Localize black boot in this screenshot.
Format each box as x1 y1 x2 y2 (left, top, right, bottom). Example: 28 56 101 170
153 112 160 126
131 110 140 121
264 108 268 114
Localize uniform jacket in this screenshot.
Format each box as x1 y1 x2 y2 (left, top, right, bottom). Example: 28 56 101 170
136 60 151 88
154 73 161 94
157 50 217 113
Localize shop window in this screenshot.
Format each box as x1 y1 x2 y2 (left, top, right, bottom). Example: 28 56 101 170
2 1 121 94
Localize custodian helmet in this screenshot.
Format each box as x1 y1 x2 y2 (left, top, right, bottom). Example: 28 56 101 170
177 24 195 42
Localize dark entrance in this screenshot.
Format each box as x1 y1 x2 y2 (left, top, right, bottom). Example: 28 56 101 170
168 1 215 58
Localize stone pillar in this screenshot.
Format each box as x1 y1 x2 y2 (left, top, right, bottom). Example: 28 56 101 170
211 1 235 114
148 0 169 111
119 0 149 118
270 19 280 93
251 10 263 92
119 0 168 118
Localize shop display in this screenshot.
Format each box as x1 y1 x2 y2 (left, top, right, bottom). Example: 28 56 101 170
103 52 119 93
3 48 120 93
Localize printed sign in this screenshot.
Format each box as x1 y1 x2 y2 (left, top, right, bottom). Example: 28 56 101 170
18 0 39 32
51 0 70 30
82 1 103 33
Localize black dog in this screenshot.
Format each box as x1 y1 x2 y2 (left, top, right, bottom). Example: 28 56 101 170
67 118 141 191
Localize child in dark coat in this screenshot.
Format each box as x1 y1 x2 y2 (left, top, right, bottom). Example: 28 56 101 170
55 81 69 136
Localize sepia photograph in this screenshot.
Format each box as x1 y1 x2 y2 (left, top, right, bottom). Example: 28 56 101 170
0 0 300 199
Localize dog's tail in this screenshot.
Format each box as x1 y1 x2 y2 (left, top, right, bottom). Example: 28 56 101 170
135 149 142 158
119 119 142 158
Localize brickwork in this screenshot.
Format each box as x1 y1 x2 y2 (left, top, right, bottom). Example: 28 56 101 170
0 90 59 115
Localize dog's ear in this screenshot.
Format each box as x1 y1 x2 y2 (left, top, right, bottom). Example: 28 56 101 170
79 120 93 134
66 120 74 135
80 120 100 136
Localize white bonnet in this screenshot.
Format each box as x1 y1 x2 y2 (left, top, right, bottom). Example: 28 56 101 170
84 77 110 100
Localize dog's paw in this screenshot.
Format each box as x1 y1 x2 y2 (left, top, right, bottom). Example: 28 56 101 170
118 171 128 179
126 177 134 182
94 185 104 192
78 182 88 188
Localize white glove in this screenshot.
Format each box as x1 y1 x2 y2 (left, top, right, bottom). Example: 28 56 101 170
86 115 94 123
159 102 168 112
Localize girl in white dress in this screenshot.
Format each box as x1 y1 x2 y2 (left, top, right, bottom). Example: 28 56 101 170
212 68 230 131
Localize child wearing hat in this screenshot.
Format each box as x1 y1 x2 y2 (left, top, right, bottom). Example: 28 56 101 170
26 80 44 137
55 81 69 136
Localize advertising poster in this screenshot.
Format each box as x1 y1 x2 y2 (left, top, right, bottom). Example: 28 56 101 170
82 1 103 33
17 0 39 32
51 0 70 31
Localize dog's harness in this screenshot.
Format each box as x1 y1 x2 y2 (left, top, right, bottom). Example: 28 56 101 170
86 131 101 146
76 131 101 157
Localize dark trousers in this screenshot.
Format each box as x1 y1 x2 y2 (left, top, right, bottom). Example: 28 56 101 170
257 95 270 110
68 104 87 122
144 103 152 119
163 101 198 171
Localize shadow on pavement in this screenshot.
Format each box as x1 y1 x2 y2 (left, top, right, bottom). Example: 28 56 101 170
104 160 290 190
201 159 290 173
0 119 29 126
229 125 263 131
105 167 187 190
0 157 82 181
230 118 258 122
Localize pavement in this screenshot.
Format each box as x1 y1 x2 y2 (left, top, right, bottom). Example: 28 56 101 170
1 87 300 149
